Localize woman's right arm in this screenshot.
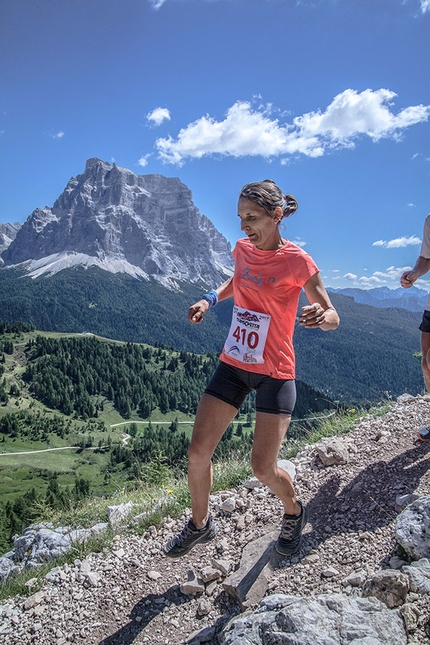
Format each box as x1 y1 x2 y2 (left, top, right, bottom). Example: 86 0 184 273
188 277 234 324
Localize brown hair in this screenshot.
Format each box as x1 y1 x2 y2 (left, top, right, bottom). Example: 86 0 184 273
239 179 298 220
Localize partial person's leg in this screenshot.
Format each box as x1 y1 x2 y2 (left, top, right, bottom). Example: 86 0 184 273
417 331 430 442
251 413 308 556
188 393 238 526
163 393 238 557
251 412 299 515
421 331 430 392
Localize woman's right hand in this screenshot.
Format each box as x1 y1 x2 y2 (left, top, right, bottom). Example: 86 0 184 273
188 299 210 324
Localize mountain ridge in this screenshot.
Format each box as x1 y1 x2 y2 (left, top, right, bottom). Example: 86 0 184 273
328 285 428 313
1 158 233 290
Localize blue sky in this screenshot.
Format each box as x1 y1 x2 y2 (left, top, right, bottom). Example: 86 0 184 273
1 0 429 290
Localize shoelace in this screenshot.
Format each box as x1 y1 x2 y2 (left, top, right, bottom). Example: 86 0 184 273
279 517 299 540
172 522 194 545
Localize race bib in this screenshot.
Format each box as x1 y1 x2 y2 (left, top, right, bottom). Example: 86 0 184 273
223 306 271 364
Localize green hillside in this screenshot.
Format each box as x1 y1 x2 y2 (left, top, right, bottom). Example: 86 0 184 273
0 267 424 402
0 324 333 555
294 292 423 402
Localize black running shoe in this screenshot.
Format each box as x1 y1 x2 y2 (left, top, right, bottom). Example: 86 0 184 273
275 501 308 557
163 516 217 558
417 427 430 443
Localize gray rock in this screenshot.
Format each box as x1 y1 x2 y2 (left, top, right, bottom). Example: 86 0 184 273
221 498 236 513
222 528 283 608
342 569 367 587
399 603 420 632
180 570 205 595
396 493 419 508
244 477 263 489
402 558 430 594
0 554 18 581
221 593 407 644
361 570 409 608
316 437 349 466
211 558 232 576
395 496 430 559
107 502 135 526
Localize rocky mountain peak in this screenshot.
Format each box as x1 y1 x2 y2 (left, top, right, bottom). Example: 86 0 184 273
0 222 22 255
0 159 233 289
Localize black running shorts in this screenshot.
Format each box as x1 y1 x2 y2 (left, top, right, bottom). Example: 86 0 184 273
419 310 430 333
204 361 296 416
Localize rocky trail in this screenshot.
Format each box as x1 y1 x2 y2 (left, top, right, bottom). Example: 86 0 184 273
2 395 430 644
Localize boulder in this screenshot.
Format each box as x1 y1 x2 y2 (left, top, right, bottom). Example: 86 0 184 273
395 496 430 559
361 570 409 608
221 593 407 644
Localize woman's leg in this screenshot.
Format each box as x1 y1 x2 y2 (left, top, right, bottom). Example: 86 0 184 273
251 412 300 515
188 393 238 527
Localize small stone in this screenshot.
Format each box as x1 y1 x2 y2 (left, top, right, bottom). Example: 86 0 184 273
321 567 340 578
211 558 232 576
197 598 212 616
23 591 44 610
244 477 263 489
399 603 420 632
199 566 221 583
205 581 218 596
147 570 162 581
221 498 236 513
180 570 205 595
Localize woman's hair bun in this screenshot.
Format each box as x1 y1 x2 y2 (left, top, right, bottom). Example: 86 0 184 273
239 179 298 219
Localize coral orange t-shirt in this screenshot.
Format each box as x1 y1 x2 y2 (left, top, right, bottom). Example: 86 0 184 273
220 237 319 380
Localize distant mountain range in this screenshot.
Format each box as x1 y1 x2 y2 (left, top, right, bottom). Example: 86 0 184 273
328 286 428 313
0 158 424 404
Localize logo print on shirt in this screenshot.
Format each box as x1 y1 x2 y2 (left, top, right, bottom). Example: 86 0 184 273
240 267 276 288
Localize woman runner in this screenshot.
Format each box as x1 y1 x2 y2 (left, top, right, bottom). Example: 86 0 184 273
164 179 339 558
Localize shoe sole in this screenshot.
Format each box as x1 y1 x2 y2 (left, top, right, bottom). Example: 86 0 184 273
164 526 217 559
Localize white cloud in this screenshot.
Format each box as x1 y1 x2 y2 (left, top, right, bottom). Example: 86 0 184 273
420 0 430 13
148 0 167 8
332 269 340 273
408 203 416 207
343 272 357 280
138 154 151 167
50 131 64 139
358 265 412 286
359 275 385 285
154 89 430 165
372 235 421 248
147 108 171 126
291 237 306 248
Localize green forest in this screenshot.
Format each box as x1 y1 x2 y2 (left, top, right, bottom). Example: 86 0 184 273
0 324 334 555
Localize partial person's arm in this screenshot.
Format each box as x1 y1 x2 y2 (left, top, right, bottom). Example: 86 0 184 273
400 256 430 289
188 277 234 325
300 272 340 331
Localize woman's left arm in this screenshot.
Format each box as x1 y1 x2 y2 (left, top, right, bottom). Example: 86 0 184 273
300 272 340 331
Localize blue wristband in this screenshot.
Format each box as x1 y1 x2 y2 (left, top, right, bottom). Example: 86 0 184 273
202 289 219 308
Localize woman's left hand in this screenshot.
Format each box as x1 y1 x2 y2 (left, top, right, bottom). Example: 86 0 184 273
299 303 326 328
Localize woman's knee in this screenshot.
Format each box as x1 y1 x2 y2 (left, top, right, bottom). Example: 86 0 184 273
188 440 214 466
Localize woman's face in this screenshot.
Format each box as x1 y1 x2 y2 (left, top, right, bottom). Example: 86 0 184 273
238 198 282 250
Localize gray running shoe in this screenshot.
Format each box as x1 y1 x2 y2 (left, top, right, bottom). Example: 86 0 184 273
163 516 217 558
275 501 308 557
